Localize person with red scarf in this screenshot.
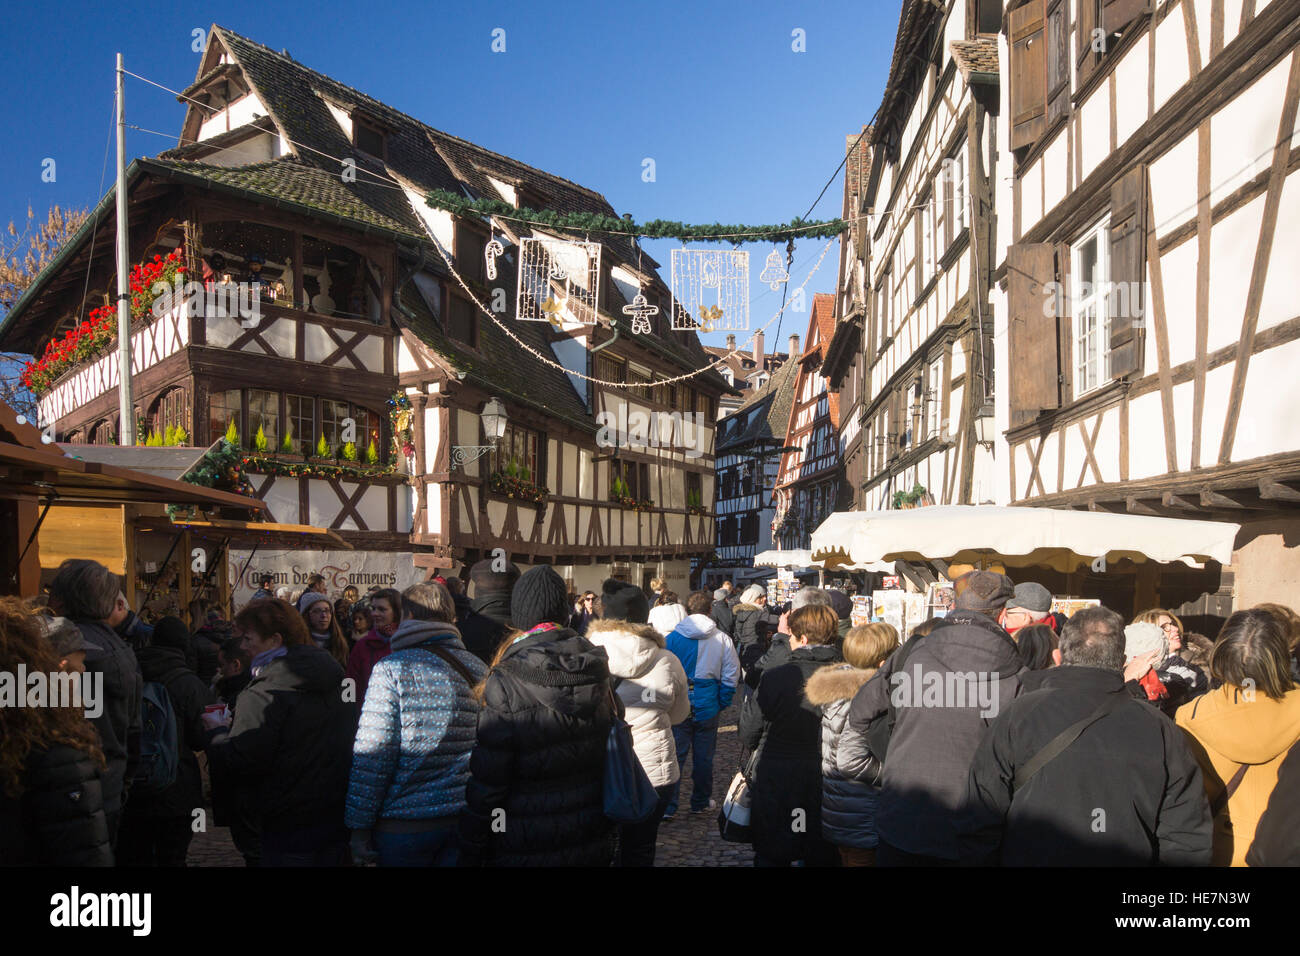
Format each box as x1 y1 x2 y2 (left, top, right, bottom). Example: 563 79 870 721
346 588 403 707
998 582 1060 636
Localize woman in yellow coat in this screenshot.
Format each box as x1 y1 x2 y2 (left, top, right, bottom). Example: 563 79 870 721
1176 608 1300 866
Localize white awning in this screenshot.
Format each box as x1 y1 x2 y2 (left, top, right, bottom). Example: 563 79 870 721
810 506 1240 573
753 549 816 569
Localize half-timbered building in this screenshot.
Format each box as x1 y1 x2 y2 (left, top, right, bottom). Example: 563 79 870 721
772 294 842 549
701 332 789 419
703 357 798 590
0 25 726 595
860 0 1001 511
822 128 873 511
993 0 1300 612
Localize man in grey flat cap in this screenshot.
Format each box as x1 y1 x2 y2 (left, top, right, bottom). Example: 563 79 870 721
1000 582 1056 637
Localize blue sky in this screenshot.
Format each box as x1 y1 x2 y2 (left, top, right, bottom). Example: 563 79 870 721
0 0 898 352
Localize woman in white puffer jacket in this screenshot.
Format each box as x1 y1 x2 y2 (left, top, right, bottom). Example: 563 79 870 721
586 580 690 866
647 590 688 637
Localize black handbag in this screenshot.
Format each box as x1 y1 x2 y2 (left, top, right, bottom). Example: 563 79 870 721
603 679 660 824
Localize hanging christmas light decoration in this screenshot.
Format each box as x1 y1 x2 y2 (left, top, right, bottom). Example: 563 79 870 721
484 235 505 280
670 248 749 331
622 292 659 334
516 236 602 325
760 247 790 290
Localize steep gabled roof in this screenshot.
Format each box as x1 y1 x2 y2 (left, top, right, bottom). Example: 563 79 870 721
716 354 799 454
173 26 720 380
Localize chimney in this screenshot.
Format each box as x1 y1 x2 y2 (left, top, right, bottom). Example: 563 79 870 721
726 333 736 350
789 333 800 357
753 330 765 368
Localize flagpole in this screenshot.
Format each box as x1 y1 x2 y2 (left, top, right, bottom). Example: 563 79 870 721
115 52 135 446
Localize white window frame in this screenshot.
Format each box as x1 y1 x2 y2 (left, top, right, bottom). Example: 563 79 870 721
952 146 968 234
921 190 936 281
926 356 943 440
1072 216 1112 399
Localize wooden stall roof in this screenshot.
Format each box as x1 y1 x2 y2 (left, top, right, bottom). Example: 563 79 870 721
0 440 266 511
135 515 351 550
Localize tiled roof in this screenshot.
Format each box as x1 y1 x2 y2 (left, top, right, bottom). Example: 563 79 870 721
146 156 424 238
395 281 594 434
871 0 946 148
951 39 1000 79
192 26 721 380
716 356 799 454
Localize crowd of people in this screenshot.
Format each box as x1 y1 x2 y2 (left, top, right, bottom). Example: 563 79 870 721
2 558 1298 868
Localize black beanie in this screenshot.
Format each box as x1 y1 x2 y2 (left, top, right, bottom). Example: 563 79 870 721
510 565 571 632
602 578 649 624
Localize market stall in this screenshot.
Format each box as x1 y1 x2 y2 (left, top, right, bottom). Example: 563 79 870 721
809 505 1241 623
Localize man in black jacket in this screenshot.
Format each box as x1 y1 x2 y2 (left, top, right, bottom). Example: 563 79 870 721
457 558 520 663
957 606 1212 866
117 617 214 866
845 571 1023 865
47 560 143 850
710 589 734 636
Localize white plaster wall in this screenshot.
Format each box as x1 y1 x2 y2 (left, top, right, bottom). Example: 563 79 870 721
1152 4 1191 114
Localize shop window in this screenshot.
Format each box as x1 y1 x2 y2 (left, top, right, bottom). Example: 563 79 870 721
490 422 542 479
90 419 115 445
287 394 314 455
247 389 279 449
149 387 189 442
209 388 241 444
613 458 650 500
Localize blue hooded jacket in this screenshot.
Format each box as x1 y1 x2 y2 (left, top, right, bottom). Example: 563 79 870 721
665 614 741 723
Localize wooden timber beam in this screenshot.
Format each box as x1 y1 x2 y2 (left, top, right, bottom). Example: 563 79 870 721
1259 479 1300 502
1199 487 1271 510
1126 497 1164 517
1160 493 1202 511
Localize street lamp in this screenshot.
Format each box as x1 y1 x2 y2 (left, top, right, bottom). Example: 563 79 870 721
452 397 509 468
974 402 996 449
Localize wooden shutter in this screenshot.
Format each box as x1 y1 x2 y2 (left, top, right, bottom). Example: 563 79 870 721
1102 0 1149 35
1007 242 1060 425
1077 0 1099 87
1108 166 1147 379
1010 0 1048 151
1046 0 1070 126
1054 242 1074 399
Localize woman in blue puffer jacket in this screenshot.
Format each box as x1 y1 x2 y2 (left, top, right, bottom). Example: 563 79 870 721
345 581 486 867
803 622 899 866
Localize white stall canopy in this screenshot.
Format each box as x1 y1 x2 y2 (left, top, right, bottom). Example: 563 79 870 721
810 506 1240 574
753 549 816 570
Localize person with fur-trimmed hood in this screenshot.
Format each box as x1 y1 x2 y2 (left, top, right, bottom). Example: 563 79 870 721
586 579 690 866
805 622 900 866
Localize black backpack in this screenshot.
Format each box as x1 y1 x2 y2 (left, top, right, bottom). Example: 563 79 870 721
130 681 180 796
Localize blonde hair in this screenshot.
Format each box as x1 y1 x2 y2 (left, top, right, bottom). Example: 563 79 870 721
650 577 664 592
843 623 899 670
1133 607 1183 637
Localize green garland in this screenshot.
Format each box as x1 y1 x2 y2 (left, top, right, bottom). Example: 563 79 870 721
242 454 396 481
424 189 847 243
167 438 256 519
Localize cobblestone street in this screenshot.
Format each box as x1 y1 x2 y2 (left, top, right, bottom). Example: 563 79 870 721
187 699 754 867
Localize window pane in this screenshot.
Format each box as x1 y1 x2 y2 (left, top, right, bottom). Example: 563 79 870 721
247 389 279 449
321 398 349 450
209 389 241 444
287 394 313 454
